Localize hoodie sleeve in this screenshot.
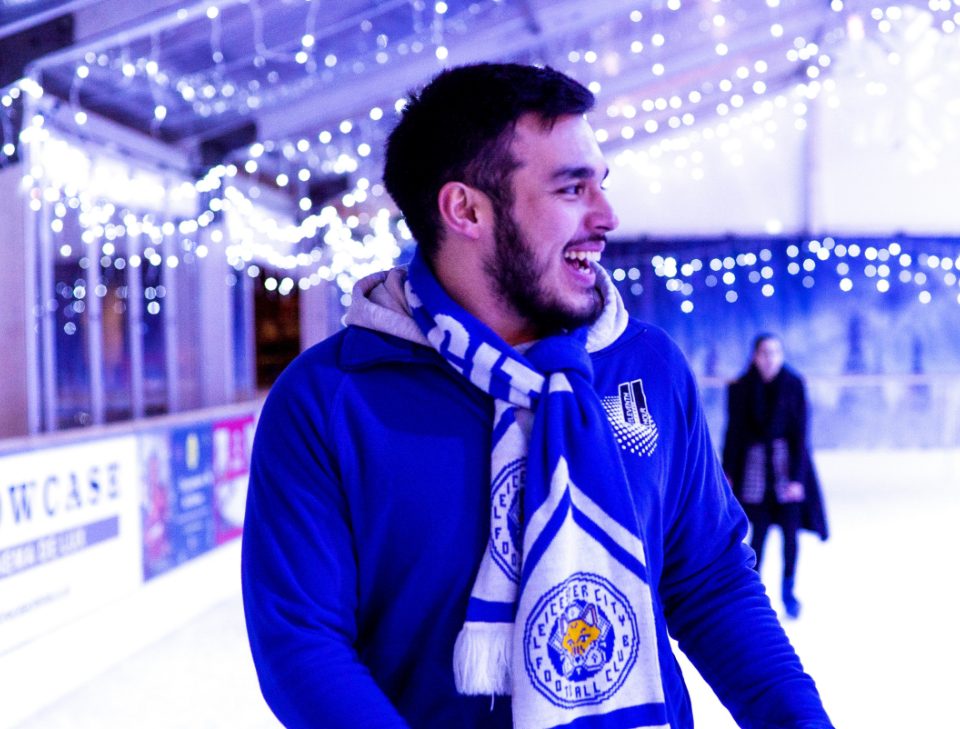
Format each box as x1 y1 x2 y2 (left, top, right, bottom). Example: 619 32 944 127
657 345 833 729
241 363 410 729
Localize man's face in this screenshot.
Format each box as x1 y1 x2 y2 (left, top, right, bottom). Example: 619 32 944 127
753 337 785 382
483 113 618 339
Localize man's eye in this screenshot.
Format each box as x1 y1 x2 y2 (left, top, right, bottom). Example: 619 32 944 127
559 183 584 195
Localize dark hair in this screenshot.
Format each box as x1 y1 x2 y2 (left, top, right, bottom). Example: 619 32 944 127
383 63 594 261
752 332 781 353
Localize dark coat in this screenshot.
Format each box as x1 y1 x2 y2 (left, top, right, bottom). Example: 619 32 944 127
722 365 829 540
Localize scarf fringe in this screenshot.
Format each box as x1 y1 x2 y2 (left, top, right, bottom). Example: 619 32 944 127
453 622 513 696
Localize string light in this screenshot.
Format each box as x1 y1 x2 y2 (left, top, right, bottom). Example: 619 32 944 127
3 0 959 297
23 128 403 295
610 236 960 315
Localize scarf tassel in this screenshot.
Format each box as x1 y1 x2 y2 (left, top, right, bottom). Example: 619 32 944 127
452 622 513 696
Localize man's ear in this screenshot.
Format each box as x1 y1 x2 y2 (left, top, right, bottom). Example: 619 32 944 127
437 181 489 241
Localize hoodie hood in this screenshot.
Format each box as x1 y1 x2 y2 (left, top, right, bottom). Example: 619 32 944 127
343 266 429 346
343 264 629 354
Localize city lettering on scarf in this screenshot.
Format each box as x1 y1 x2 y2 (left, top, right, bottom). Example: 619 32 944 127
490 458 525 582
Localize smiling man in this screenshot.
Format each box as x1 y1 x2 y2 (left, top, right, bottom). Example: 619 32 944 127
432 110 615 343
241 63 834 729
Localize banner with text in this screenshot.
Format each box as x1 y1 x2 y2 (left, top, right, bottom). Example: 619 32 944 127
140 424 216 580
0 436 142 655
212 414 254 545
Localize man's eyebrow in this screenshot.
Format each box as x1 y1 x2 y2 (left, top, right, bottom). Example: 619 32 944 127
550 165 610 182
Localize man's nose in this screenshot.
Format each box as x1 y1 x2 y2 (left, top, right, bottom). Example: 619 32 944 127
590 188 619 233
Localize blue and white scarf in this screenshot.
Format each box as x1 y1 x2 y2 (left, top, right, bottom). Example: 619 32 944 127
405 251 669 729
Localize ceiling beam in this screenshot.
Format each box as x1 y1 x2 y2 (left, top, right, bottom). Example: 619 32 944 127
596 2 837 109
252 0 641 143
25 0 252 76
0 0 99 41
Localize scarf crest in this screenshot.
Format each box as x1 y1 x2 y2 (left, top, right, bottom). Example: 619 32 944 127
406 251 668 729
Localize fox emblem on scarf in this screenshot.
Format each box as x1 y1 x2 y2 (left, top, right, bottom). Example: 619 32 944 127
560 606 602 659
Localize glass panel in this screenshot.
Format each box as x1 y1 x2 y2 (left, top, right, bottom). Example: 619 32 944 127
141 251 168 415
173 232 202 410
254 269 300 389
101 245 133 422
232 270 253 400
53 255 91 428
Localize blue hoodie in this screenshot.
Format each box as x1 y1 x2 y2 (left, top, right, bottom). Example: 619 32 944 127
241 269 832 729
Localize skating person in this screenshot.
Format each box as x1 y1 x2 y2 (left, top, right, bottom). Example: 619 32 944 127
723 333 829 618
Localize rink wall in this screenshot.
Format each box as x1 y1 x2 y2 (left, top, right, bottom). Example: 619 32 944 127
1 397 956 728
602 237 960 450
0 401 260 729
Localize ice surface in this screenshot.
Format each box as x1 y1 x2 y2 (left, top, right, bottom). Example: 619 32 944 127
14 449 958 728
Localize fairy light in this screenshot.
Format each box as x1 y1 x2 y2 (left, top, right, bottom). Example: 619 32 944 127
611 233 960 315
5 0 958 301
21 125 404 295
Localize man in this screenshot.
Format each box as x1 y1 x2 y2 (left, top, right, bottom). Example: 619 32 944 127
242 63 833 728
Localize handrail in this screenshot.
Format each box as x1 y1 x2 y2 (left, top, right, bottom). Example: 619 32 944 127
0 397 264 456
698 372 960 388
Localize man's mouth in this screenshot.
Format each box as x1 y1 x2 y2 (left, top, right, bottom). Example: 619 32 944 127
563 249 602 272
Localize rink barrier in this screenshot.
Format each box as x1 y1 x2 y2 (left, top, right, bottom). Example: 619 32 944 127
698 373 960 450
0 400 261 729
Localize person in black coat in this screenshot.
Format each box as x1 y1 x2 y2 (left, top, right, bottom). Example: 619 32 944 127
722 333 828 618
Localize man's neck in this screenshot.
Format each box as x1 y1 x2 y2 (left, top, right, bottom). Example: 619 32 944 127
432 244 535 346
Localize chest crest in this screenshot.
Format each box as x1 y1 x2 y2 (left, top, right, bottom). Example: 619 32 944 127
601 378 659 457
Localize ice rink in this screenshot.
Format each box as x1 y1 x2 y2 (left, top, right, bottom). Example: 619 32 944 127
12 449 958 729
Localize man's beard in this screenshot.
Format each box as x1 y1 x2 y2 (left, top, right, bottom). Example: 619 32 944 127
485 204 603 337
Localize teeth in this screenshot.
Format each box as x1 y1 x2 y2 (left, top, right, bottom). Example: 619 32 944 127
564 250 601 262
